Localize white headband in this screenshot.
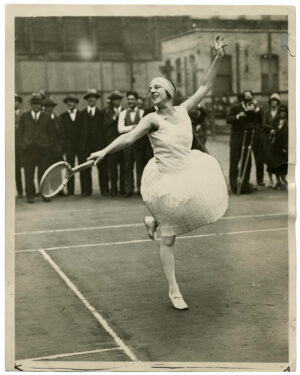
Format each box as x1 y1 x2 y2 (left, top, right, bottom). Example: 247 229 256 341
150 77 176 98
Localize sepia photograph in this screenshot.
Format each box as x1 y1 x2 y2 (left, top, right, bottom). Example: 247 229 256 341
6 3 296 372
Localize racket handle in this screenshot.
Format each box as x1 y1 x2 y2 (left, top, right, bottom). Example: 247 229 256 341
72 159 95 173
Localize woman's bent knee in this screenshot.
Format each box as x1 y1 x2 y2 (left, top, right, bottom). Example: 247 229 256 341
161 235 176 247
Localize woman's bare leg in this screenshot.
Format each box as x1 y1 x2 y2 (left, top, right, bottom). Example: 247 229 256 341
160 236 180 296
160 235 188 309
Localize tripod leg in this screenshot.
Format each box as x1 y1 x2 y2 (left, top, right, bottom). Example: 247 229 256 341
239 129 255 193
237 130 247 195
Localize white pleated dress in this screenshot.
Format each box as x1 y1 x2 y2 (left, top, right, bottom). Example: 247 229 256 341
140 105 228 237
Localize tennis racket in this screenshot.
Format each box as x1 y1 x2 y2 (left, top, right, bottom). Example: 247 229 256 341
39 160 94 198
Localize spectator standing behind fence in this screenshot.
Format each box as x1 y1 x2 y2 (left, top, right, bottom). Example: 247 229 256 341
60 94 84 196
265 105 288 190
15 93 24 198
263 93 281 188
81 89 109 197
19 93 52 203
118 91 144 197
102 90 125 196
227 90 263 194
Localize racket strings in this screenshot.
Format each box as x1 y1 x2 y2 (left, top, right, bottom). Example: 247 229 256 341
40 164 70 198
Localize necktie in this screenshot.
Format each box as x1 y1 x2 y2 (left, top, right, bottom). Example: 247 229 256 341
89 109 93 118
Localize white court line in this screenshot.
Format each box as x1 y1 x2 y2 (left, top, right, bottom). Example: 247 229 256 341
39 249 138 362
17 347 122 362
16 227 288 254
15 212 287 235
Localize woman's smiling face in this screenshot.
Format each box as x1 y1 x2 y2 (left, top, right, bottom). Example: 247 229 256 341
149 81 169 106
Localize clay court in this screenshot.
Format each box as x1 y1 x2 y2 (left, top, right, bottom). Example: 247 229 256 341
14 139 290 370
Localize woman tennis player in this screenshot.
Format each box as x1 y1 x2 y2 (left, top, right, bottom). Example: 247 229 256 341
88 35 229 310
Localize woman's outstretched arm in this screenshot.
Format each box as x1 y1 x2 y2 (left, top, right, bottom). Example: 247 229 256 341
181 35 227 112
87 114 157 165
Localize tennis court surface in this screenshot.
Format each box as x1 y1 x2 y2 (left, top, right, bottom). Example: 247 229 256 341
14 183 289 370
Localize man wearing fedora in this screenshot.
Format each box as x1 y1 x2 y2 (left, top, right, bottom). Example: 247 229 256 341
44 99 64 167
15 93 24 197
102 90 125 196
60 94 84 195
81 89 108 196
18 93 52 203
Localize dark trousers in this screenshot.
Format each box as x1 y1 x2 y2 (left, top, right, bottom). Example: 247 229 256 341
23 145 49 200
252 133 265 184
97 157 109 195
123 146 134 194
15 149 23 195
65 151 85 195
229 131 252 192
81 151 109 195
107 151 124 194
133 137 151 191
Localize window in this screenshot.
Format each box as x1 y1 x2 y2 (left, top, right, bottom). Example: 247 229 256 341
189 54 197 92
261 54 279 92
212 54 232 95
175 58 182 86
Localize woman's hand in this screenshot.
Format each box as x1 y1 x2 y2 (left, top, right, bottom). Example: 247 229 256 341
214 34 227 58
87 149 106 166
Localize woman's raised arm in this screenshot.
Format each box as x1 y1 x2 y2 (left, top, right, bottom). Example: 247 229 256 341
181 35 227 112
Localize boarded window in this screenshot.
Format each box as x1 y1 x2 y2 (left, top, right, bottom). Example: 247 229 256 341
261 54 279 92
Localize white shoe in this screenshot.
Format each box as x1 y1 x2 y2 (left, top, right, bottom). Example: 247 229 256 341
169 293 189 310
144 216 158 240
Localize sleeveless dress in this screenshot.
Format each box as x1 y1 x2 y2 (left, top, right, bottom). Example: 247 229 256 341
141 106 228 236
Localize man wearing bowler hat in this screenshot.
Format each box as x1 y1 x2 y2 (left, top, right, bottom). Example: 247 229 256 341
102 90 125 196
18 93 52 203
60 94 84 195
81 89 108 196
15 93 24 197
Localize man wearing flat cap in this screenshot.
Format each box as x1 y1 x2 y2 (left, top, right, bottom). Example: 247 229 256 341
81 89 108 196
44 99 64 168
60 94 84 195
18 93 52 203
15 94 24 197
102 90 125 196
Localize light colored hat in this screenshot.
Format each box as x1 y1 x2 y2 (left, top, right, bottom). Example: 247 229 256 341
84 89 100 100
269 93 281 103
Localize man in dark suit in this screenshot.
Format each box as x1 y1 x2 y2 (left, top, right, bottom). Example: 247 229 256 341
19 93 52 203
81 89 108 196
102 90 125 196
15 93 24 198
43 99 64 165
227 90 263 194
118 91 145 197
60 94 84 195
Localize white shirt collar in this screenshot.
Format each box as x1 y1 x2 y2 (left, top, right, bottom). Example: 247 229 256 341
68 108 77 114
31 110 41 120
87 106 96 116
